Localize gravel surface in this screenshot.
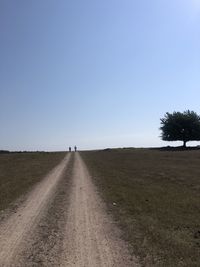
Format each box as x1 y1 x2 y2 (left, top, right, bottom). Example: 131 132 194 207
0 153 139 266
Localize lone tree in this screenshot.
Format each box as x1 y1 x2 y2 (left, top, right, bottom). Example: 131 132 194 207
160 110 200 148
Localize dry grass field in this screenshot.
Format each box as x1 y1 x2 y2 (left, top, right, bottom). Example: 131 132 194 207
81 148 200 266
0 152 66 211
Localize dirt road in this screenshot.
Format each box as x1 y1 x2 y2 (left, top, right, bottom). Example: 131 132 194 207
0 153 138 266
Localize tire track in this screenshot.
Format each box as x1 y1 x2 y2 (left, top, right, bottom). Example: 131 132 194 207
0 153 70 266
62 153 139 267
15 153 74 266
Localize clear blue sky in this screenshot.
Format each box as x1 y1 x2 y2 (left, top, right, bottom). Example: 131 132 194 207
1 0 200 151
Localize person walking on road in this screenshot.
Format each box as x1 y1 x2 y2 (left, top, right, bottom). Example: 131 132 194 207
74 146 77 152
69 147 71 152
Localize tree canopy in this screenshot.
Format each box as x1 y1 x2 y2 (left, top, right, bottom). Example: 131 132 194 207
160 110 200 147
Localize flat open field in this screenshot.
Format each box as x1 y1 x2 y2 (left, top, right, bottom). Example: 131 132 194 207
0 152 66 211
81 149 200 266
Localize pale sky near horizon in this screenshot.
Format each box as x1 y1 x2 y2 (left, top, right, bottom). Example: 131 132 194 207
1 0 200 151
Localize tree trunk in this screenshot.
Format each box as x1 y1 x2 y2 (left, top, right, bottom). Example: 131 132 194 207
183 140 187 148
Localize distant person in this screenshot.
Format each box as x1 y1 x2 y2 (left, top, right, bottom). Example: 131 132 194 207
69 147 71 152
74 146 77 152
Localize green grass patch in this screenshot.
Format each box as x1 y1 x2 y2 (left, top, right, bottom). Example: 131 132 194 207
81 149 200 266
0 152 66 211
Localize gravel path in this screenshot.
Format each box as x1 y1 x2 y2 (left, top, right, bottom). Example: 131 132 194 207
0 152 139 266
61 153 138 266
0 154 70 266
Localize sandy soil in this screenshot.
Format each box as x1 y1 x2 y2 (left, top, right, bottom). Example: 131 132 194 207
0 152 139 267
